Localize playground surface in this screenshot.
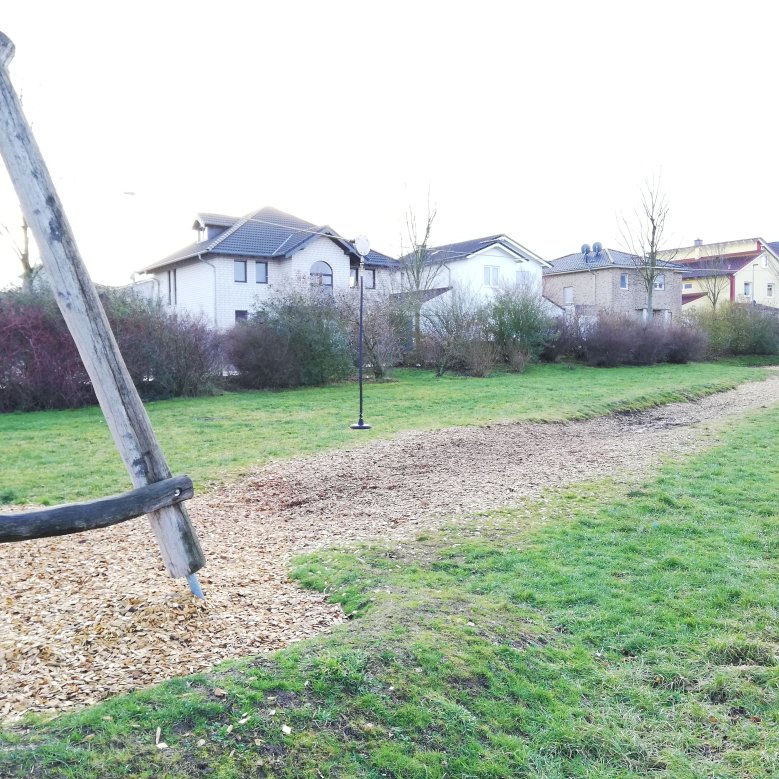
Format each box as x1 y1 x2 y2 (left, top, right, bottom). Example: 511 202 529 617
2 370 779 723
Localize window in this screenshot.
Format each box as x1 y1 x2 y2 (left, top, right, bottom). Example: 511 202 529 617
234 310 248 323
234 260 247 283
310 260 333 287
349 267 375 289
683 282 693 291
563 286 574 305
166 269 177 305
653 274 665 290
255 261 268 284
619 273 629 290
484 265 500 287
744 281 752 297
768 283 774 298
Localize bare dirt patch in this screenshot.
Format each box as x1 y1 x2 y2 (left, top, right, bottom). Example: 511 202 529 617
2 371 779 722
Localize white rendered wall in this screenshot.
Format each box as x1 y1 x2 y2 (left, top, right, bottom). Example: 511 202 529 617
446 246 544 297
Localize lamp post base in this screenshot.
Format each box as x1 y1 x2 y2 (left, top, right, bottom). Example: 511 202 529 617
350 421 372 430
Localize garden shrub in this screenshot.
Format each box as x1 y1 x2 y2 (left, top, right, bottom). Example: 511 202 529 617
0 290 92 411
487 283 555 369
688 304 779 357
422 285 494 376
0 288 222 411
545 312 708 367
337 292 409 380
226 284 353 388
102 290 222 400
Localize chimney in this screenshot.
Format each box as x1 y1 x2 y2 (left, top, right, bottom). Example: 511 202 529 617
694 238 702 247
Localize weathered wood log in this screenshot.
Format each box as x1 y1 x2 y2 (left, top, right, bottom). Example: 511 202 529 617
0 476 194 543
0 32 204 579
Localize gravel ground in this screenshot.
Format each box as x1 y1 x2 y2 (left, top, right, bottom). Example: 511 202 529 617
2 370 778 723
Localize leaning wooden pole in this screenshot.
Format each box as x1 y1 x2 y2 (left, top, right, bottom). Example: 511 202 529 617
0 32 205 587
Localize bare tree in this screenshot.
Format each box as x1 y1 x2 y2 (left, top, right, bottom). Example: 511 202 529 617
697 244 731 309
399 197 447 361
619 179 673 320
1 213 38 293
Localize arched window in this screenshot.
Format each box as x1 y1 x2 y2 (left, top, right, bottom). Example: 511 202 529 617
310 261 333 287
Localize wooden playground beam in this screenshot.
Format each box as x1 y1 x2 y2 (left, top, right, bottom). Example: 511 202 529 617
0 476 194 543
0 33 205 585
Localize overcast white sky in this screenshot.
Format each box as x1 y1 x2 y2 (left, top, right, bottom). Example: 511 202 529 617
0 0 776 288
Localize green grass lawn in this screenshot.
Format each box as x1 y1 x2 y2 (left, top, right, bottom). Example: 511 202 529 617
0 361 770 505
1 404 777 778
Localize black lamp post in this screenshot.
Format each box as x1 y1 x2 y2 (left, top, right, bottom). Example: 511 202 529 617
351 236 371 430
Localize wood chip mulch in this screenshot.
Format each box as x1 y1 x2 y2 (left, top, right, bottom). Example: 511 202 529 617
2 371 779 723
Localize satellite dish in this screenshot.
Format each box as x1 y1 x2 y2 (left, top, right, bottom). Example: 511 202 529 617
354 235 370 257
593 241 603 254
581 243 591 255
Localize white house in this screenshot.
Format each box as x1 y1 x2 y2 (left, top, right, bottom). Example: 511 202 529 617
412 234 551 296
136 207 398 329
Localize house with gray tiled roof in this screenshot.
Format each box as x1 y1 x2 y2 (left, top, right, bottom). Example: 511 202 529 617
543 244 684 320
136 207 398 329
404 234 551 298
658 238 779 310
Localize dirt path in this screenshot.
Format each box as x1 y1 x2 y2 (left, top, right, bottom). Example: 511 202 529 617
2 371 779 723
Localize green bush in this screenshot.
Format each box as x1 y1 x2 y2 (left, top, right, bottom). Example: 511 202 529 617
687 304 779 357
487 283 555 369
226 284 353 388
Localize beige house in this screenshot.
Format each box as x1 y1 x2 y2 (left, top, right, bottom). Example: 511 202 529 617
659 238 779 310
543 245 683 321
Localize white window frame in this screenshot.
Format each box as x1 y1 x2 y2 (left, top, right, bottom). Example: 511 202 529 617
683 282 693 291
255 261 268 284
767 283 774 298
619 273 629 290
234 310 249 323
483 265 500 287
744 281 752 297
563 286 574 305
364 268 376 289
653 274 665 291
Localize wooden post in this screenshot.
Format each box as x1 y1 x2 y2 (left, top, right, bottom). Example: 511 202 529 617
0 32 205 580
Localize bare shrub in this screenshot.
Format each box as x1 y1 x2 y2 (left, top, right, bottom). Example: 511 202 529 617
0 288 221 411
0 290 92 411
103 290 221 399
506 346 531 373
581 313 708 367
540 314 589 362
422 285 493 377
337 292 410 380
583 314 640 367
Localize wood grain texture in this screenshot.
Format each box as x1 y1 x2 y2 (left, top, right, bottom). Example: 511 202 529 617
0 476 194 542
0 32 204 577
